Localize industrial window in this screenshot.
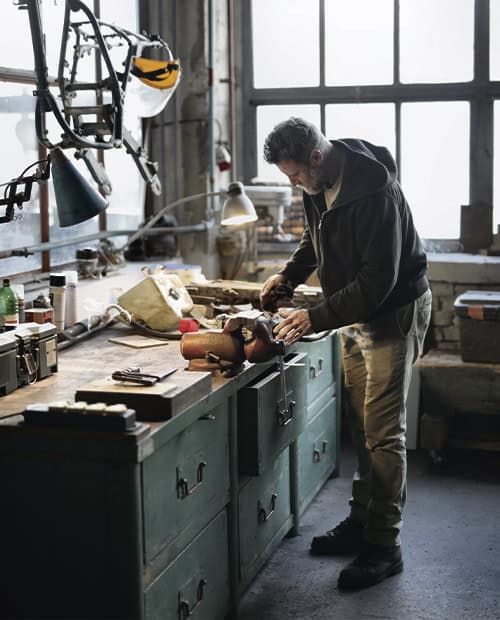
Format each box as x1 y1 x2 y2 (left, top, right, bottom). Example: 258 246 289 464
0 0 143 276
241 0 498 247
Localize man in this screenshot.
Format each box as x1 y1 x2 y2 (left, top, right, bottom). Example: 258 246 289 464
260 117 432 590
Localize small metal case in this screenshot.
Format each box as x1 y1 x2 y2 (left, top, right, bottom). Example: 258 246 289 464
0 331 18 396
14 322 58 386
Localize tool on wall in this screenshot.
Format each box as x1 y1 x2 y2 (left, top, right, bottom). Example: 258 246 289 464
14 0 181 198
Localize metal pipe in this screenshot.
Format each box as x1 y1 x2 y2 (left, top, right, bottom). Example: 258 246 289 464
0 219 215 260
227 0 237 179
120 190 222 252
208 0 216 214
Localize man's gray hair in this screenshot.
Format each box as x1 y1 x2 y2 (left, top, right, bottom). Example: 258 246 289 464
263 117 324 165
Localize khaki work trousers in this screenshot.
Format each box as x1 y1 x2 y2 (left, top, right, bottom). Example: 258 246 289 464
341 289 432 547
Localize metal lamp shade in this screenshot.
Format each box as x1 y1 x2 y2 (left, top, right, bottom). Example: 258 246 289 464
50 147 108 227
221 182 258 226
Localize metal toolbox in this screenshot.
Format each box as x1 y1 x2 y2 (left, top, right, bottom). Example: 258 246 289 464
0 322 57 396
454 290 500 363
0 331 18 396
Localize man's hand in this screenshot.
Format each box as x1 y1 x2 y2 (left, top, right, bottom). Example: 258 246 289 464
260 273 286 311
274 308 312 345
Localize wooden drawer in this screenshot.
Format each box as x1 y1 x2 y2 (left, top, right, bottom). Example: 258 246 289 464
238 448 292 590
145 510 230 620
142 400 230 571
297 388 337 515
294 334 335 406
238 352 307 475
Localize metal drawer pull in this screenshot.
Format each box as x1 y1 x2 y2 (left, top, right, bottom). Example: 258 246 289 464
313 440 329 463
176 462 207 499
198 413 215 421
278 398 295 427
258 493 278 524
178 578 207 619
309 357 324 379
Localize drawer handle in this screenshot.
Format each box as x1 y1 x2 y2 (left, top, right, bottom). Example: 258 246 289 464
178 578 207 619
278 398 295 427
177 462 207 499
258 493 278 524
198 414 215 421
313 440 329 463
309 357 324 379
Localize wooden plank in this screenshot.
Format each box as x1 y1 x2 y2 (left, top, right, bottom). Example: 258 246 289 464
76 369 211 421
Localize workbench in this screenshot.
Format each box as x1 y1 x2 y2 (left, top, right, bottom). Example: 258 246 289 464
0 323 340 620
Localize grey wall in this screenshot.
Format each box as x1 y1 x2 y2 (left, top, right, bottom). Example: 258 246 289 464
140 0 234 278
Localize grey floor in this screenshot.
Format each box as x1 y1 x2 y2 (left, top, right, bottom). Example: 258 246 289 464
237 441 500 620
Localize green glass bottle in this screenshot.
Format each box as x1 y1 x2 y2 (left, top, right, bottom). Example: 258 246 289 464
0 278 19 330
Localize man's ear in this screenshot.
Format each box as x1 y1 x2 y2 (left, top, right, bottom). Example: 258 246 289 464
310 149 323 168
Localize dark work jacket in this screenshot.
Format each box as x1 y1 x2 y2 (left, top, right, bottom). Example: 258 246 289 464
280 139 429 332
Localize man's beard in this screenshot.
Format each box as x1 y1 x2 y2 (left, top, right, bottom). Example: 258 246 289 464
299 167 327 196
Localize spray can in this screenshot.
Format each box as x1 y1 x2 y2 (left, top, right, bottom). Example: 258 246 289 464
49 273 66 333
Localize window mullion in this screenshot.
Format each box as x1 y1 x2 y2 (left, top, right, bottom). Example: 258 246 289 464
320 0 325 133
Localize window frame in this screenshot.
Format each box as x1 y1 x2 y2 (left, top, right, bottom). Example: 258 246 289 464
238 0 497 248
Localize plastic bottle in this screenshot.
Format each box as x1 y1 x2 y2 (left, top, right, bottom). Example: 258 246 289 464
0 278 19 330
64 270 78 328
49 273 66 333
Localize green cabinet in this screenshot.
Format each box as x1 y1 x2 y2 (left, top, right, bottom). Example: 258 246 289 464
238 449 292 591
296 387 337 515
145 511 230 620
238 352 307 475
0 332 340 620
142 400 229 578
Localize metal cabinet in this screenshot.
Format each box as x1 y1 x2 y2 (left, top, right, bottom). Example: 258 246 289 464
144 511 230 620
237 352 307 475
0 333 340 620
142 400 229 579
238 449 292 592
296 386 337 515
295 334 335 410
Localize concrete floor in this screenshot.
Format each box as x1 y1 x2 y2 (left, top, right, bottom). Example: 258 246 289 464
237 442 500 620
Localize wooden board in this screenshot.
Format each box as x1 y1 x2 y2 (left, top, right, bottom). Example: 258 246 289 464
108 334 171 348
76 369 212 421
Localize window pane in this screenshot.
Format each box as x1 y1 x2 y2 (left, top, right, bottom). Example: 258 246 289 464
400 0 474 84
0 83 41 274
401 102 469 239
104 116 144 231
493 101 500 232
252 0 319 88
325 103 395 158
491 0 500 80
256 106 321 183
325 0 393 86
100 0 138 32
0 4 35 70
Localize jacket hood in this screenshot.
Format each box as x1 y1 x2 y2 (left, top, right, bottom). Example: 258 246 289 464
332 139 398 208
